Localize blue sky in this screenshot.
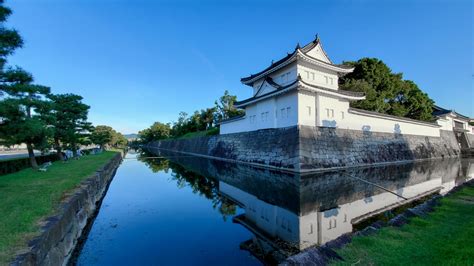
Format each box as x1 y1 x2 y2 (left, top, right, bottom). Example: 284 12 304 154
7 0 473 133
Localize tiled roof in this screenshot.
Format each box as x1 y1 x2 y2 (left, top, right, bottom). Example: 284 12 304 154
241 36 353 85
235 80 299 106
235 76 365 107
432 105 471 120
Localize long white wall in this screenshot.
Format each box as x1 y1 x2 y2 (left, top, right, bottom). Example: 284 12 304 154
220 91 298 134
315 94 441 137
222 91 444 137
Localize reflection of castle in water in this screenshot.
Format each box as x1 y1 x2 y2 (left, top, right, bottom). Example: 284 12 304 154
143 149 473 259
221 160 473 252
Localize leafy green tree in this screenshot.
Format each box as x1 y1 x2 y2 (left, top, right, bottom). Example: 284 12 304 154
200 107 216 130
214 90 244 122
139 122 171 143
171 111 189 137
339 58 434 121
0 68 51 168
90 125 114 150
46 93 90 159
110 130 127 147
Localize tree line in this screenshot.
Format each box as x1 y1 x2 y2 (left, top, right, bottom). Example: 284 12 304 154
0 1 125 169
138 90 243 143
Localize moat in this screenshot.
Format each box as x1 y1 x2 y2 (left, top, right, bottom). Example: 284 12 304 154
73 150 474 265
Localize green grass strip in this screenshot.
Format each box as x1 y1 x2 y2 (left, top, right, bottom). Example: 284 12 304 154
0 151 118 264
331 183 474 266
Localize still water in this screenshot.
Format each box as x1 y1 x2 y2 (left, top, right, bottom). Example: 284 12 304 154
75 150 474 265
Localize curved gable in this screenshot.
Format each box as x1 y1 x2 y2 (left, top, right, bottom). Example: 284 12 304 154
304 42 331 63
255 79 278 97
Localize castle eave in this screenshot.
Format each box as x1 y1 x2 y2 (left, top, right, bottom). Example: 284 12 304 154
234 80 365 108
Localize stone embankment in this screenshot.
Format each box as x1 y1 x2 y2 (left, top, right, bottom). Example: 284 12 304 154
12 152 123 266
147 126 460 172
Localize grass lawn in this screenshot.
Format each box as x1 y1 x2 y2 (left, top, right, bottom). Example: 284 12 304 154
331 182 474 265
174 128 219 140
0 151 118 265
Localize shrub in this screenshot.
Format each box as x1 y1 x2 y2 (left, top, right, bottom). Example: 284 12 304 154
0 154 60 176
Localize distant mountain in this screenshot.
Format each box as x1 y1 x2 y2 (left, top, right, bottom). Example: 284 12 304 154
124 133 139 140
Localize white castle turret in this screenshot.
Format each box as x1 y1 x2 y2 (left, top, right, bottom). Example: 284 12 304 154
220 36 365 134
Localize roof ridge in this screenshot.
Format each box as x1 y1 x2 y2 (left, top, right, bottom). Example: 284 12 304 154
241 35 353 85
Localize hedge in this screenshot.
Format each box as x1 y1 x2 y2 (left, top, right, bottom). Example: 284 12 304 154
0 154 60 176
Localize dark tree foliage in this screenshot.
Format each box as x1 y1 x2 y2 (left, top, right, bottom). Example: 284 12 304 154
90 125 114 149
340 58 434 121
0 0 23 72
0 68 52 168
46 94 91 159
139 122 171 143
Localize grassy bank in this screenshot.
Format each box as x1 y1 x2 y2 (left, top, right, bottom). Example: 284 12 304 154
0 151 119 265
174 127 219 140
332 182 474 265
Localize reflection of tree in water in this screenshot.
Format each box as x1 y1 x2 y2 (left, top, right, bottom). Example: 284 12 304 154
139 150 237 220
141 157 170 173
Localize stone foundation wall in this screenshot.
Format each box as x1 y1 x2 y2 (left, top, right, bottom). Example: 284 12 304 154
12 153 123 266
465 133 474 148
298 126 460 171
149 126 300 170
147 126 460 172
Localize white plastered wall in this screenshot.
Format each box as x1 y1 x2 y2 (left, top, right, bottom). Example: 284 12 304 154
297 91 317 127
220 91 298 134
315 93 441 137
297 61 338 90
221 91 443 137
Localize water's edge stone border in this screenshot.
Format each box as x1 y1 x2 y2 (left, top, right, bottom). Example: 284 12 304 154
11 152 123 266
147 126 460 172
280 179 474 266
